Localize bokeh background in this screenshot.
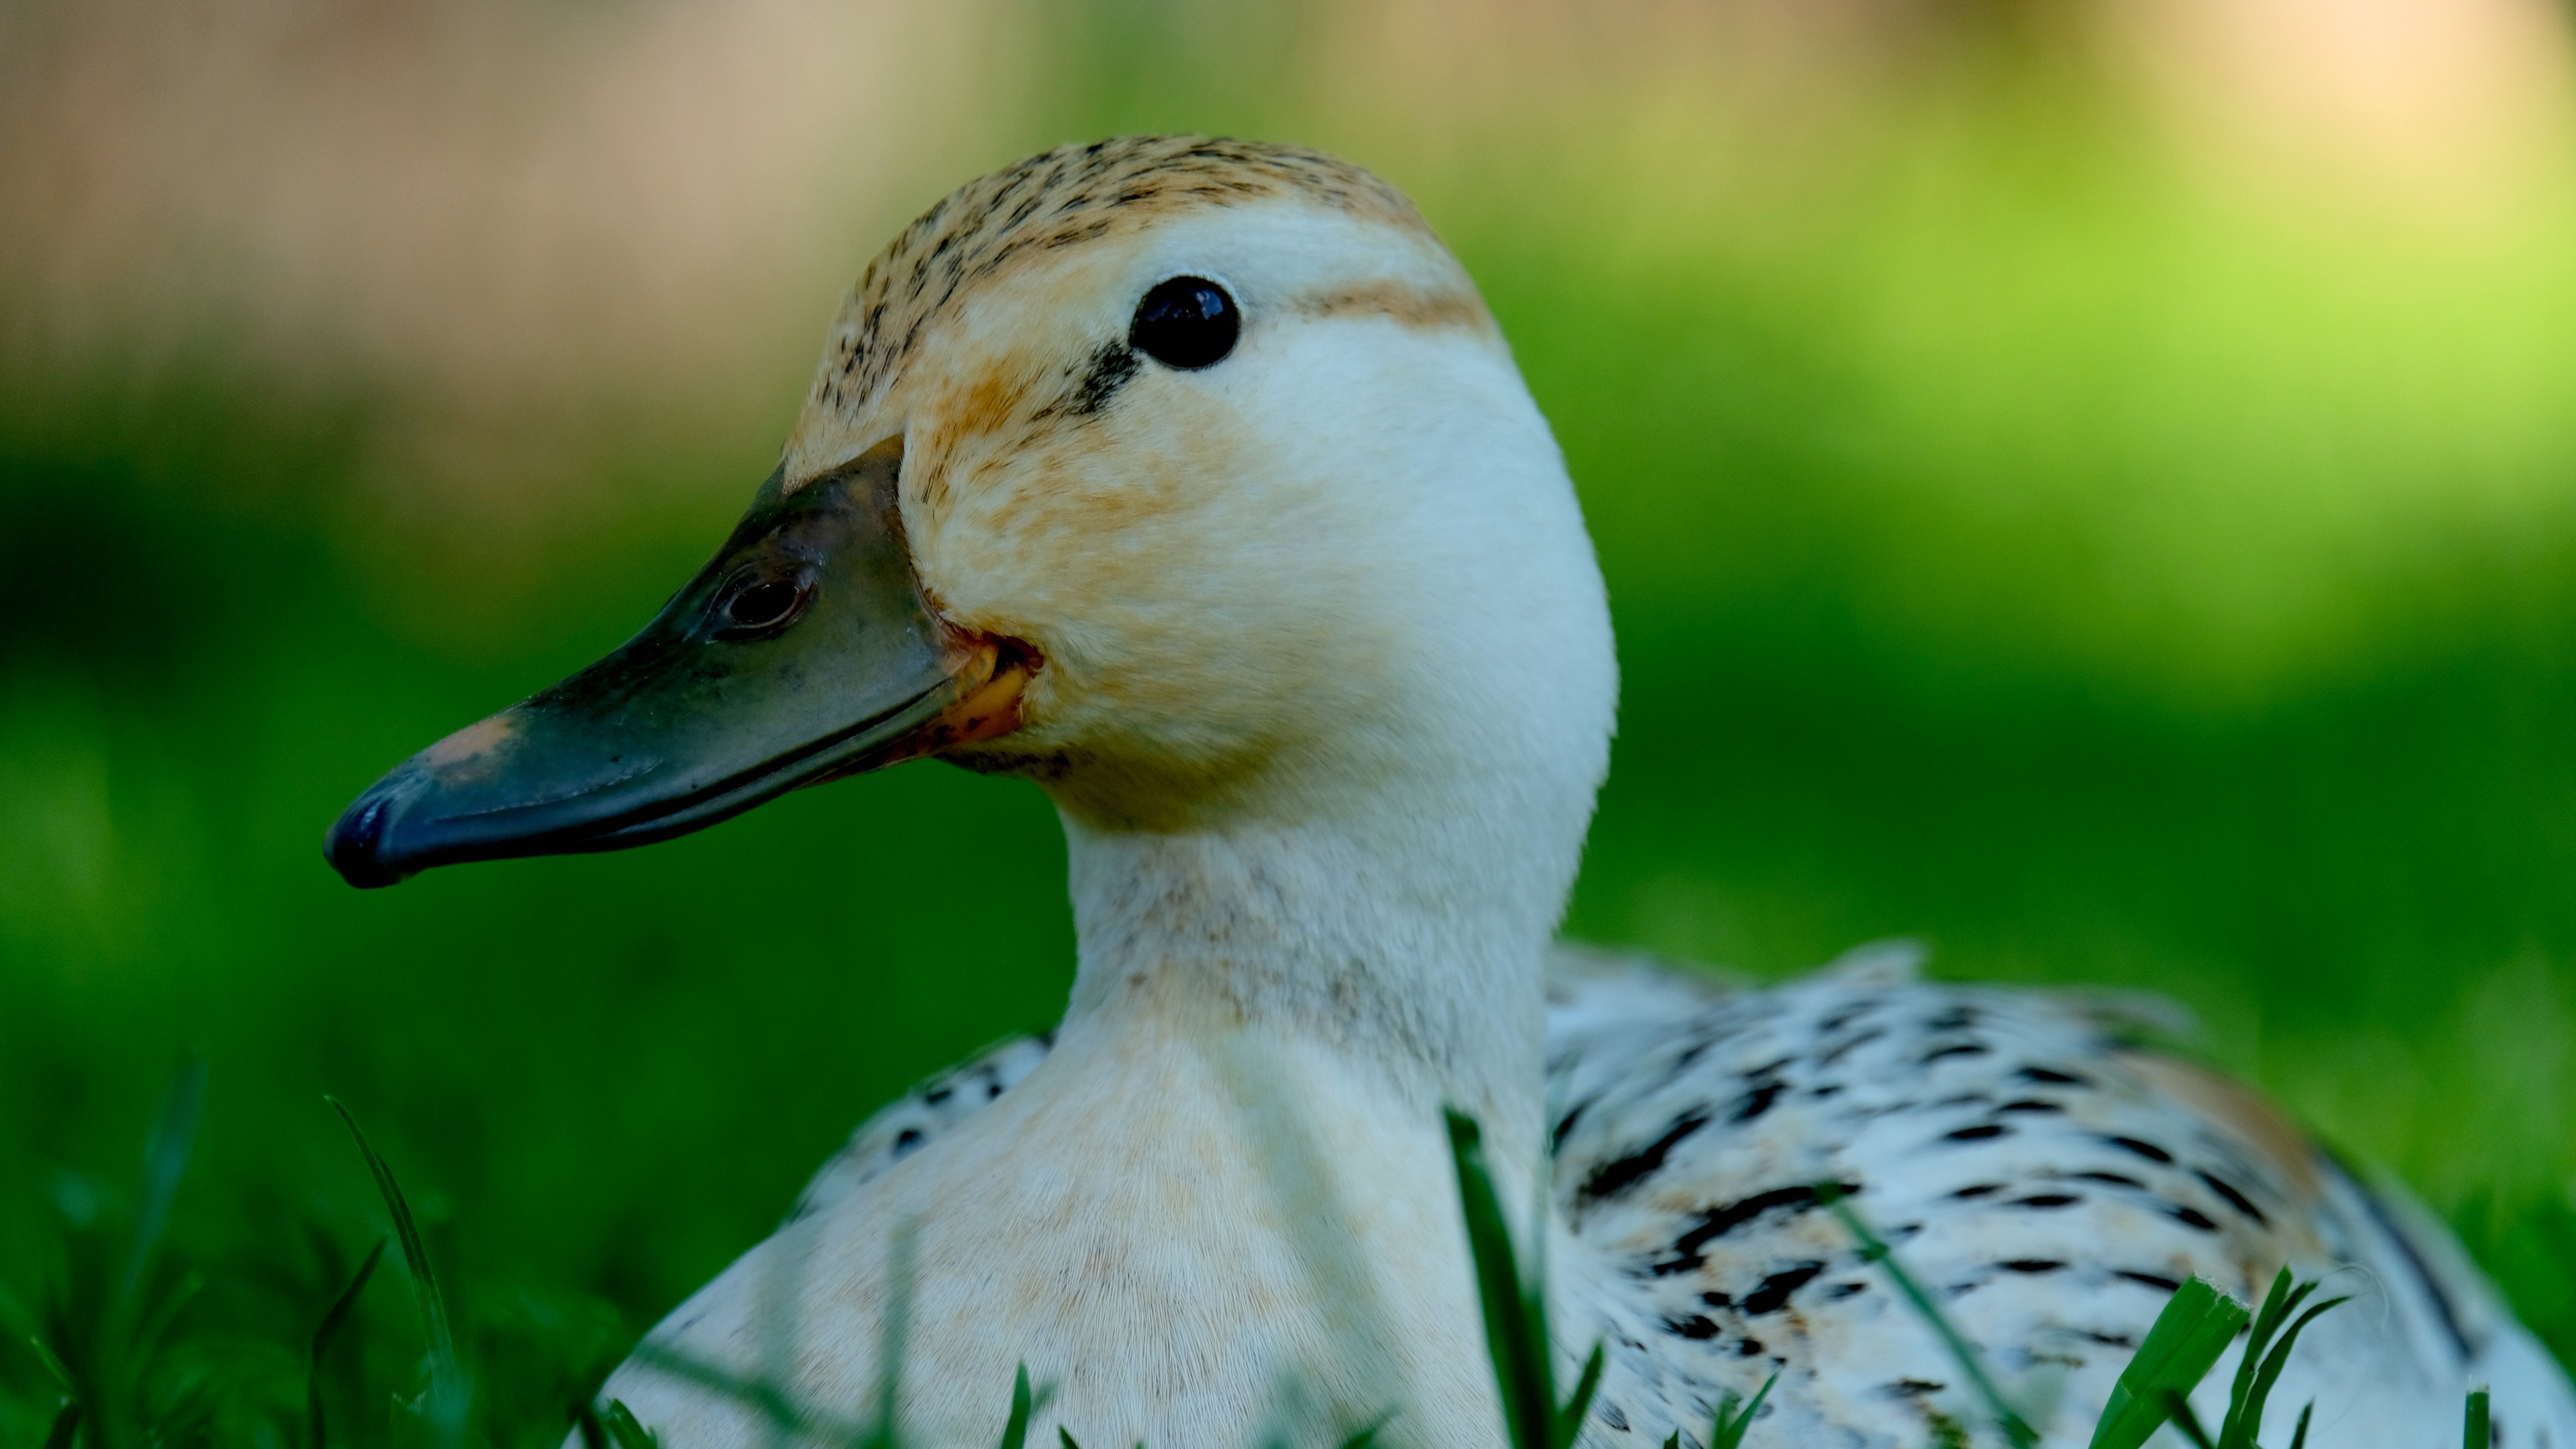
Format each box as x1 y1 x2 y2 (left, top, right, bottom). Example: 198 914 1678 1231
10 0 2576 1436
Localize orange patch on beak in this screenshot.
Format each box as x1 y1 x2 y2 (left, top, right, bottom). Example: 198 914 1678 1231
421 713 517 774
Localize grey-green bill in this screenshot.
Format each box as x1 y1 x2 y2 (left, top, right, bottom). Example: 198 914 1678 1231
324 441 1024 888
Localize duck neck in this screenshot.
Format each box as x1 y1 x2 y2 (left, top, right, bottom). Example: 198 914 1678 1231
1052 785 1568 1167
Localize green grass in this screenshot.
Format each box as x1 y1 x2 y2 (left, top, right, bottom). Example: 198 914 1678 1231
0 1073 2504 1446
9 3 2576 1440
326 1098 466 1445
1444 1111 1601 1449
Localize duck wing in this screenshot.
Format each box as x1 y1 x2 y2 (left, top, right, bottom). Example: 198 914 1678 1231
1545 947 2576 1447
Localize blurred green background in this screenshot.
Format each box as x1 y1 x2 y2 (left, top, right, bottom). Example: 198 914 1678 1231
11 0 2576 1438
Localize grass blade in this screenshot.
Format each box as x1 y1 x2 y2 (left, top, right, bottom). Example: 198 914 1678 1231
42 1402 80 1449
2161 1391 2216 1449
870 1218 918 1449
2085 1279 2249 1449
327 1097 466 1435
305 1236 385 1449
574 1403 610 1449
118 1057 207 1322
624 1339 875 1444
127 1268 202 1368
1711 1371 1778 1449
1553 1342 1605 1449
2286 1401 2313 1449
79 1057 210 1449
1058 1430 1081 1449
1818 1185 2036 1449
998 1364 1033 1449
2229 1293 2347 1449
1445 1110 1608 1448
1336 1413 1391 1449
604 1399 661 1449
1447 1110 1552 1449
25 1331 74 1393
2466 1386 2491 1448
2217 1269 2294 1449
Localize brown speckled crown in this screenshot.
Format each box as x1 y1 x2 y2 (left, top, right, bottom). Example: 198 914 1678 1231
810 137 1433 417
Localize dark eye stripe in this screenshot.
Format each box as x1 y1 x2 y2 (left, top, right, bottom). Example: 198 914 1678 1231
1067 341 1142 417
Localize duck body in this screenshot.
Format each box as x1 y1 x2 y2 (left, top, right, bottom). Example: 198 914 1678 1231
775 948 2576 1448
319 138 2576 1447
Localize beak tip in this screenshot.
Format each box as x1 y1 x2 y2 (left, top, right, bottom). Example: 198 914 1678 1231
324 794 411 889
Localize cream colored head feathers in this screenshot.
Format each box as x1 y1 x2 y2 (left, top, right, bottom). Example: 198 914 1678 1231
785 138 1615 1041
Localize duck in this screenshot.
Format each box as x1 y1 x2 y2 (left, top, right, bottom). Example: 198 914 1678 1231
324 136 2576 1448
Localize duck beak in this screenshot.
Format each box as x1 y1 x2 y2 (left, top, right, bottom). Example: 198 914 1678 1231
323 439 1027 888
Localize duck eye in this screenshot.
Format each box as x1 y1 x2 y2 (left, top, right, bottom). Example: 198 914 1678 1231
1129 276 1238 370
716 577 810 639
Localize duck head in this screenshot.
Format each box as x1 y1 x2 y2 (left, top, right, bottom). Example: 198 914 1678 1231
326 138 1615 951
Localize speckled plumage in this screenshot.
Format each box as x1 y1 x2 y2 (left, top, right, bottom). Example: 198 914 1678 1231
1544 948 2576 1448
804 137 1430 421
802 945 2576 1447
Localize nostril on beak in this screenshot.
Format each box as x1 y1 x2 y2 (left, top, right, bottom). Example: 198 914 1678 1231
325 795 402 890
